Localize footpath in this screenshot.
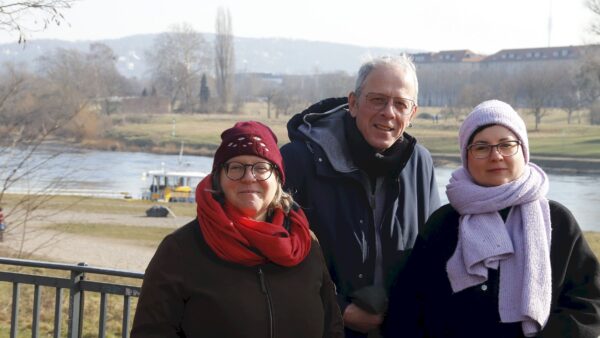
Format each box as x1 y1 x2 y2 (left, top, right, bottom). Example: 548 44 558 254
0 209 195 272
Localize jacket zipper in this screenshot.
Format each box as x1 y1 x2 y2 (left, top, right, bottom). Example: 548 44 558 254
258 268 274 338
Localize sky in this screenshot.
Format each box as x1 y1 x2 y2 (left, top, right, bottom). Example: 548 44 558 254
0 0 597 54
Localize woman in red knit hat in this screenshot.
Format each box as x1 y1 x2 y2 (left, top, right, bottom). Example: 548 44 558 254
131 121 343 338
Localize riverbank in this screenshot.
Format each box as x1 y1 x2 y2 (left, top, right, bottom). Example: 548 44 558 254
433 153 600 174
75 139 600 175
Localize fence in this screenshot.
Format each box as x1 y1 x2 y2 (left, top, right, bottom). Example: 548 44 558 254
0 257 143 338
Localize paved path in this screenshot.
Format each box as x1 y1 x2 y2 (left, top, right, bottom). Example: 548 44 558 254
0 209 194 272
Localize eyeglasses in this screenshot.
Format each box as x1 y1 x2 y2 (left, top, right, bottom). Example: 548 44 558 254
364 93 415 116
222 161 276 181
467 140 522 159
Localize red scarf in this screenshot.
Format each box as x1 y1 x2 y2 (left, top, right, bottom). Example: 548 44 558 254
195 175 311 267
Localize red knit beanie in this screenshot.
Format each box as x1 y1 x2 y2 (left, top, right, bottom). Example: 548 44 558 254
212 121 285 183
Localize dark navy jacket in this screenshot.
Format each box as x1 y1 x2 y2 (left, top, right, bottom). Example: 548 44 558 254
281 97 441 337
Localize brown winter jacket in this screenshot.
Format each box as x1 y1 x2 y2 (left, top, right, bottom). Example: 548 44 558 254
131 218 344 338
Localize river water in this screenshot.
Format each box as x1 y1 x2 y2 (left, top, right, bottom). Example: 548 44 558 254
1 146 598 231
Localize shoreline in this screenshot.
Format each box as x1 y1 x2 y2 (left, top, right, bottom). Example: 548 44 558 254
48 140 600 175
432 153 600 175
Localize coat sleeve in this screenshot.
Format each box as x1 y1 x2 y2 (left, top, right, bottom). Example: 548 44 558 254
539 202 600 338
281 141 353 314
131 235 187 338
317 242 345 338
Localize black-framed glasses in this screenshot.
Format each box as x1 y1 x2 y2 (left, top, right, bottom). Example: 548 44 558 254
364 92 415 116
222 161 276 181
467 140 522 159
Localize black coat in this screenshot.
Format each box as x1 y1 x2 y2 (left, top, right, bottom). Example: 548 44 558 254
384 201 600 338
131 219 344 338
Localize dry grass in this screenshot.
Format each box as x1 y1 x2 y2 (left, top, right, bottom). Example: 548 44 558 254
584 232 600 260
105 103 600 159
0 194 196 218
0 266 141 338
45 223 171 247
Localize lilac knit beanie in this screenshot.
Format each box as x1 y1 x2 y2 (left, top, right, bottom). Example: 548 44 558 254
459 100 529 165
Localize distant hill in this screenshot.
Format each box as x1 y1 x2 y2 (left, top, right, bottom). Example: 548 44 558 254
0 33 420 78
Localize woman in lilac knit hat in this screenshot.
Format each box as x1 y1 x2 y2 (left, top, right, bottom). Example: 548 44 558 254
384 100 600 338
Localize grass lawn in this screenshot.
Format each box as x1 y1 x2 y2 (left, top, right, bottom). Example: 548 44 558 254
0 194 197 217
105 102 600 159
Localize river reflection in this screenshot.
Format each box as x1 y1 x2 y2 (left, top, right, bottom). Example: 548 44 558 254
1 147 598 231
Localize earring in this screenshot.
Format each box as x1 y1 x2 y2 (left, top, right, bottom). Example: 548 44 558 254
408 122 413 128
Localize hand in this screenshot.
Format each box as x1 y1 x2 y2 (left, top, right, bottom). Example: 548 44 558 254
343 302 383 333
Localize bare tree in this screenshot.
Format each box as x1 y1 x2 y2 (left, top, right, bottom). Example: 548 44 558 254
146 23 211 113
214 7 235 112
0 0 76 43
0 63 88 257
577 48 600 125
86 43 132 115
514 65 562 131
589 0 600 36
0 45 130 256
0 0 100 258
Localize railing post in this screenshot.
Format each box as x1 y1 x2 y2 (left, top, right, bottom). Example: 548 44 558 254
99 293 107 338
67 262 87 338
32 284 41 338
122 295 131 338
10 282 20 338
54 287 63 338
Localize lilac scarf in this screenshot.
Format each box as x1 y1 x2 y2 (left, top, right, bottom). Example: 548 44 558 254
446 163 551 337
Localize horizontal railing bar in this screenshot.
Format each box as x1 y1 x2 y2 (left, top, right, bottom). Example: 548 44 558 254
0 272 142 297
80 280 141 297
0 271 71 288
1 258 143 338
0 257 144 279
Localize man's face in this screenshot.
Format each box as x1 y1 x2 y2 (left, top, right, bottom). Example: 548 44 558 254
348 65 417 152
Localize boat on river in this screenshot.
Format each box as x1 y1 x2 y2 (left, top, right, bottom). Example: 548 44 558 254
141 169 207 202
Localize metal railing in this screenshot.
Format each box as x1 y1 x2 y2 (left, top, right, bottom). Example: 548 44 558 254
0 257 144 338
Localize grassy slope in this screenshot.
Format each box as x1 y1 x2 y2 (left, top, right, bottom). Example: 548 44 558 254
104 102 600 158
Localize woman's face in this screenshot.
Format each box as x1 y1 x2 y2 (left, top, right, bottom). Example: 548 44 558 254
219 155 278 221
467 125 526 187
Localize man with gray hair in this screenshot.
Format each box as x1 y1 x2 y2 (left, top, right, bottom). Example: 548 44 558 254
281 55 441 337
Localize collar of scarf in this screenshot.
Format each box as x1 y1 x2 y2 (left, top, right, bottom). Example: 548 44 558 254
445 163 551 336
195 175 311 267
343 113 415 179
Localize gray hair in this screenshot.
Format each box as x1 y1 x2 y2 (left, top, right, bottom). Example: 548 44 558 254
354 54 419 104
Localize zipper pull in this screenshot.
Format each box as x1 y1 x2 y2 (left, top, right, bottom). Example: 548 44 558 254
258 268 267 293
